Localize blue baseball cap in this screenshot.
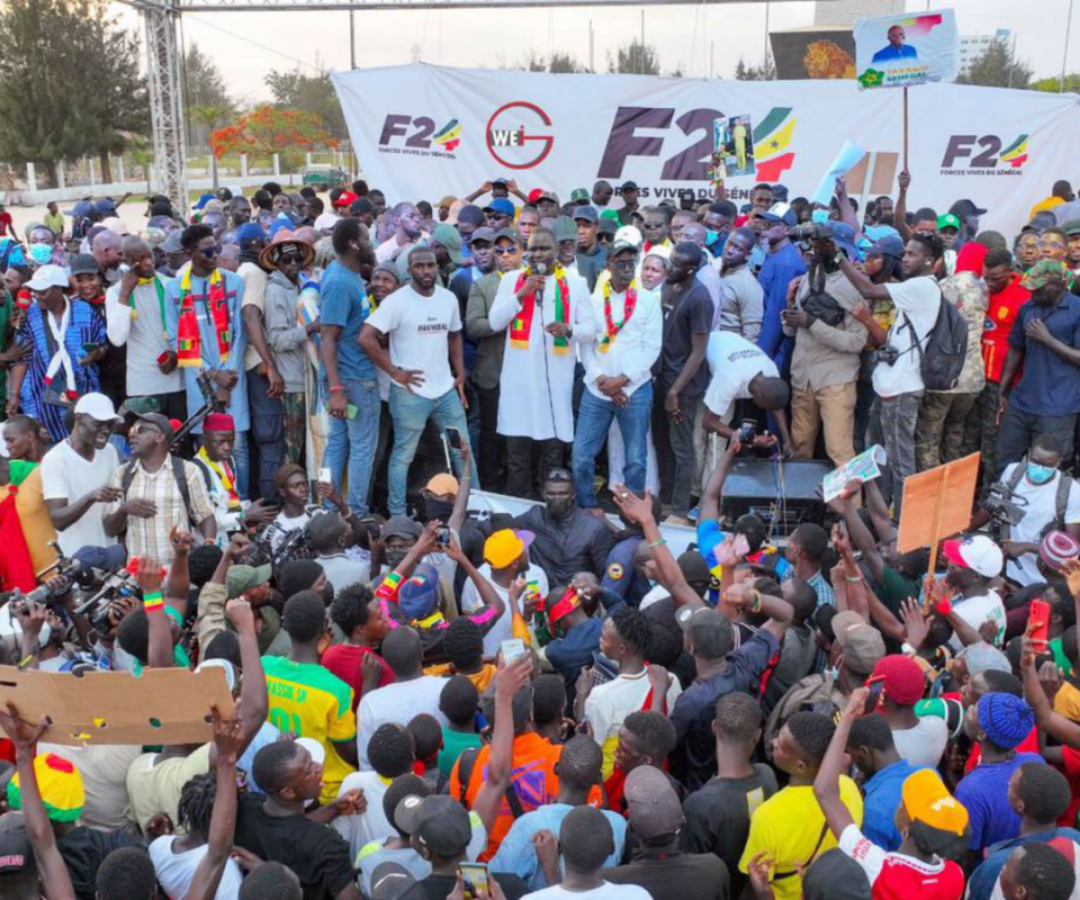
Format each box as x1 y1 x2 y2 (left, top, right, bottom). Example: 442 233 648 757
830 223 860 260
398 563 441 621
484 198 515 217
193 193 217 211
762 202 797 228
236 223 266 247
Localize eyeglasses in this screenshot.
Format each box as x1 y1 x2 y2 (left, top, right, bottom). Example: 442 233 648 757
612 258 637 269
493 247 518 255
276 251 303 264
200 246 219 259
547 468 573 482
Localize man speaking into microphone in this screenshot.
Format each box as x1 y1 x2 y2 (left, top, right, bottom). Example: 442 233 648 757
490 228 595 499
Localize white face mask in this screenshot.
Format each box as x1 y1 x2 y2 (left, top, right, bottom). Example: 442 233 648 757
824 665 840 681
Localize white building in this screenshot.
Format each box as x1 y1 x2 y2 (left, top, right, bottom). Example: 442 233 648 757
959 30 1013 76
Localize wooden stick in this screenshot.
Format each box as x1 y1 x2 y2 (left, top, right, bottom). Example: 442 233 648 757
922 465 949 612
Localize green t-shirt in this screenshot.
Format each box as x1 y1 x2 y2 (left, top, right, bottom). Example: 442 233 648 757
878 565 919 616
438 727 482 778
1050 637 1074 677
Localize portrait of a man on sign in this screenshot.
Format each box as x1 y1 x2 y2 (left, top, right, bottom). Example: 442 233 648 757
872 25 919 64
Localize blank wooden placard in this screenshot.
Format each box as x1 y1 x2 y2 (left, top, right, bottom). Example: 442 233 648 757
0 665 235 746
896 452 981 555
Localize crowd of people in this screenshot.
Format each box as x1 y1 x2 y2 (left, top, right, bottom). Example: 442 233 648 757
0 167 1080 900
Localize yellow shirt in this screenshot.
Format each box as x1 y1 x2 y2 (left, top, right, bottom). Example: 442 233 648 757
1055 680 1080 723
262 656 357 805
739 778 863 900
423 663 497 693
0 467 58 576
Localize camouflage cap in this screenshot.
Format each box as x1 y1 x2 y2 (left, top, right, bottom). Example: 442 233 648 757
1021 258 1071 290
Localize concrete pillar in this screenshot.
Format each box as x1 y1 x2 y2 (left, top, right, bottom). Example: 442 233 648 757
117 156 125 184
273 154 281 176
26 163 37 193
240 154 249 178
57 161 66 190
88 157 96 186
305 152 312 167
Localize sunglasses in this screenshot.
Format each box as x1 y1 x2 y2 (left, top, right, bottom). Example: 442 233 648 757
493 247 518 255
547 468 573 482
276 251 303 264
200 247 219 259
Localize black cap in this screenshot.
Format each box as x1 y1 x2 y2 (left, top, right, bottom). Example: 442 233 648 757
0 825 34 875
620 180 639 192
134 412 175 444
399 795 472 857
803 849 871 900
949 198 987 218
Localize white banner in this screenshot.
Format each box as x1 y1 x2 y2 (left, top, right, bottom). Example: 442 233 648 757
332 64 1080 239
854 8 959 89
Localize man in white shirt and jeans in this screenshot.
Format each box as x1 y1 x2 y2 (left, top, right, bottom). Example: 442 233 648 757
572 240 661 512
840 232 944 514
360 247 477 516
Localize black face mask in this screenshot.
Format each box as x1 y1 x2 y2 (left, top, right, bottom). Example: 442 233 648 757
423 496 455 523
385 549 409 569
546 496 576 521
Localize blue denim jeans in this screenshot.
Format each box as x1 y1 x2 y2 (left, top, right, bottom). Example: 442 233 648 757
321 378 381 516
572 383 652 508
388 386 477 515
233 430 251 501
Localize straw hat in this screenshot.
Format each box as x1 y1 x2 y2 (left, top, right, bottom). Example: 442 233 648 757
259 228 316 271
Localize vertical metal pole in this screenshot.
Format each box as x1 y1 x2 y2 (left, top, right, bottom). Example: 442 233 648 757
1062 0 1075 93
589 19 594 72
349 9 356 69
763 1 770 72
640 9 645 74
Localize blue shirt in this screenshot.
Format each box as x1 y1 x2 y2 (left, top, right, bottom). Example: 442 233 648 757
602 537 651 607
163 269 249 432
319 260 376 382
967 828 1080 900
872 44 919 64
757 243 807 373
956 753 1046 851
489 802 626 890
696 520 791 605
861 759 926 851
545 619 602 685
1008 292 1080 415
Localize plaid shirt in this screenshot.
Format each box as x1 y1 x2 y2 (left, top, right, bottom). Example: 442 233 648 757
108 456 215 564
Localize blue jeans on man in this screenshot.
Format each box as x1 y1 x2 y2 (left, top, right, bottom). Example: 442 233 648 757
572 383 652 508
387 386 478 515
321 378 381 515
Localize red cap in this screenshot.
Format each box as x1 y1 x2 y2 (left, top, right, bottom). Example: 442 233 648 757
871 654 927 706
333 190 359 209
527 188 543 204
204 412 235 433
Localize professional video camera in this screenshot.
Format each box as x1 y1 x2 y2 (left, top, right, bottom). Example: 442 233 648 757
791 221 837 243
170 370 227 452
981 481 1028 529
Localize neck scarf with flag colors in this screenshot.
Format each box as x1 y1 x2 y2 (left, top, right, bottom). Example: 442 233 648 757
177 268 231 368
197 446 241 510
510 264 570 355
8 752 85 822
600 279 638 353
361 292 378 321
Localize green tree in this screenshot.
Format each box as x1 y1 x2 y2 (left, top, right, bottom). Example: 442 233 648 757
265 67 347 140
734 56 775 80
957 39 1031 88
549 52 584 73
1031 73 1080 93
0 0 148 184
189 106 228 188
609 40 660 75
183 43 234 112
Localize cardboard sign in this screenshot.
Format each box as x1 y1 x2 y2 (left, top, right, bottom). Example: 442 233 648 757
854 9 959 89
713 115 756 178
0 665 234 746
896 452 981 554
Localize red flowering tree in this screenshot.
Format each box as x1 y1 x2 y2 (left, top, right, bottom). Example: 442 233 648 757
210 104 338 167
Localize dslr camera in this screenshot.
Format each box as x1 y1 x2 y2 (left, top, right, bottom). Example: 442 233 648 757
981 482 1027 529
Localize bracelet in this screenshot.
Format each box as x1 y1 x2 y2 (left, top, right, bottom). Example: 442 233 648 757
647 538 667 549
328 385 345 393
845 575 863 583
748 589 763 614
143 590 164 612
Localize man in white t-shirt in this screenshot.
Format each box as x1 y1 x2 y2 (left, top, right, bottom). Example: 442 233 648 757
985 433 1080 586
701 331 793 467
40 393 123 555
839 233 944 514
357 626 447 769
360 246 477 515
942 535 1007 651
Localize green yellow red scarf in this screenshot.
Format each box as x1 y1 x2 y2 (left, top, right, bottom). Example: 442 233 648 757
510 264 570 356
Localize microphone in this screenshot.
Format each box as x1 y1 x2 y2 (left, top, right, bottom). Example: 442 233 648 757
533 260 548 305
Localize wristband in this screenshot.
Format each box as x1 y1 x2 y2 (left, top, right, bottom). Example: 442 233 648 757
329 385 345 393
375 571 403 601
845 575 863 583
647 538 667 549
935 597 952 617
747 589 763 614
143 590 164 612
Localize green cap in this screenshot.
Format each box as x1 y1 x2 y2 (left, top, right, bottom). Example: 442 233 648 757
570 188 590 203
120 396 162 417
1021 258 1071 290
430 224 464 267
1061 219 1080 236
599 208 621 222
552 216 578 244
937 213 961 232
226 563 273 599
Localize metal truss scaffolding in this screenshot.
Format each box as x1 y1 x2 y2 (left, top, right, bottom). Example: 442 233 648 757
140 0 188 215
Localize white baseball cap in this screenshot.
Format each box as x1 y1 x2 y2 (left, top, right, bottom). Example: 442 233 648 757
943 535 1004 578
25 264 70 292
314 212 339 232
73 393 122 423
614 225 643 249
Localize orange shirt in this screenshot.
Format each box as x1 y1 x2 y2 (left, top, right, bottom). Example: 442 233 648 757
450 731 562 860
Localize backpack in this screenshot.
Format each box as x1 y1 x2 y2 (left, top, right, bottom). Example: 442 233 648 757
900 291 968 391
1004 458 1075 540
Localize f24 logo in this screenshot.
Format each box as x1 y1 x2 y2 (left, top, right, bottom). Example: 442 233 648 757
379 115 462 152
597 107 721 181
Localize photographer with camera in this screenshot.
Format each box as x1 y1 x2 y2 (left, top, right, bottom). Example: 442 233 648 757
838 233 946 515
970 433 1080 587
782 221 868 467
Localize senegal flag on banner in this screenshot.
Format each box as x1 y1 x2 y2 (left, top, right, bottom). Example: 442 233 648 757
753 107 796 182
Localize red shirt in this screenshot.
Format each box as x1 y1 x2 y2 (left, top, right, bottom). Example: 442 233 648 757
982 274 1031 383
320 643 394 712
842 825 965 900
0 212 12 238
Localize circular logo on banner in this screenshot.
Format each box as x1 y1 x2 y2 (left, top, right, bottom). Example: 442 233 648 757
486 101 555 170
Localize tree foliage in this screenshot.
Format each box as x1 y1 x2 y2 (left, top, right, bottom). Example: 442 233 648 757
265 67 347 140
1031 73 1080 93
734 56 776 81
609 40 661 76
0 0 149 179
957 39 1032 88
210 105 338 166
183 43 235 113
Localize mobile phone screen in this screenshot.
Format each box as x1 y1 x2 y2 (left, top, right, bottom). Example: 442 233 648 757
460 863 489 900
446 427 462 451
